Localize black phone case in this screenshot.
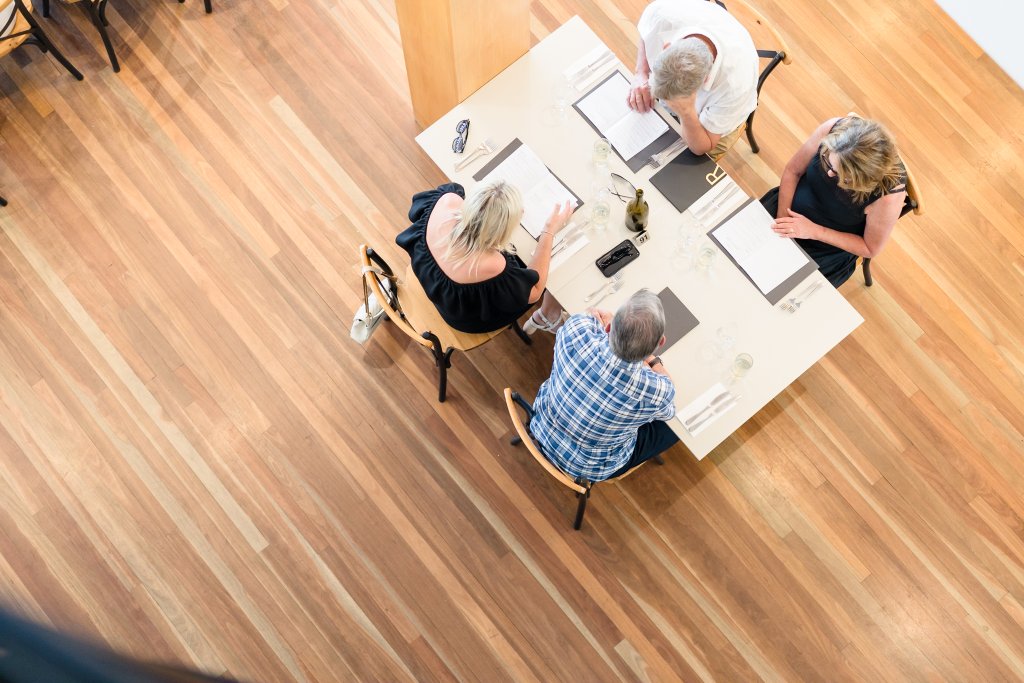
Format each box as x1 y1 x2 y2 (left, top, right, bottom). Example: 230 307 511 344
596 239 640 277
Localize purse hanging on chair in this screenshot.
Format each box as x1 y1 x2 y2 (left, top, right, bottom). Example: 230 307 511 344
350 266 392 345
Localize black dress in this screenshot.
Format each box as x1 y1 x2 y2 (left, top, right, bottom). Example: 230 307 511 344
761 144 906 287
396 183 539 334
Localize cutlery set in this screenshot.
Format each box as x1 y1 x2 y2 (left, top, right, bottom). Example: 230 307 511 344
454 137 496 171
644 138 687 170
684 391 741 433
779 280 824 313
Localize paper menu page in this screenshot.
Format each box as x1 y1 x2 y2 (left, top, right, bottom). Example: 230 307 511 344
575 73 670 161
712 202 809 294
479 143 579 239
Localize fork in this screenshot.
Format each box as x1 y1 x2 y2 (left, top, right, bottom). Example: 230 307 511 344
591 279 625 305
646 138 687 170
584 272 624 303
780 281 824 313
454 137 496 171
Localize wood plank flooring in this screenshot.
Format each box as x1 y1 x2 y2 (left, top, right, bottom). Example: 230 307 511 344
2 0 1024 680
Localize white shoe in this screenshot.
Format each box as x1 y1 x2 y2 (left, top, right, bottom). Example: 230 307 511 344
523 309 569 335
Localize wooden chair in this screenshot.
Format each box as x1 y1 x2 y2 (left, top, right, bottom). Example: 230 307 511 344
0 0 83 80
41 0 119 71
359 245 532 403
708 0 793 154
504 388 662 530
843 113 925 286
178 0 212 14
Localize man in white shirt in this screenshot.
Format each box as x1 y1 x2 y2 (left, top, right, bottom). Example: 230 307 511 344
627 0 758 159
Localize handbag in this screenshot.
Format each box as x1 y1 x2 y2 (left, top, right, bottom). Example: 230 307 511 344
350 266 393 344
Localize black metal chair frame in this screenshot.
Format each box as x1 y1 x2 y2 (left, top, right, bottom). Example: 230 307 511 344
862 193 918 287
41 0 119 71
2 0 83 79
178 0 212 14
710 0 787 154
365 248 532 403
41 0 212 74
508 391 663 530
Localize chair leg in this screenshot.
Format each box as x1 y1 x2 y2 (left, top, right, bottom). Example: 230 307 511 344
573 487 591 531
653 454 665 465
511 320 532 346
510 435 522 446
98 0 110 26
863 257 873 287
423 332 454 402
88 0 120 72
42 0 49 17
21 9 85 79
0 195 7 207
204 0 212 13
745 110 759 154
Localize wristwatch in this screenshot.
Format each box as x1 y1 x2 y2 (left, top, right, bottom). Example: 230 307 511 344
649 355 663 369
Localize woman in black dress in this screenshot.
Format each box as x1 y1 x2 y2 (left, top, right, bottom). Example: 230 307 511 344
396 180 573 334
762 116 907 287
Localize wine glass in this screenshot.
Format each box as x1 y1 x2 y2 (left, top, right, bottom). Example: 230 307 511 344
549 75 573 124
696 242 717 273
726 353 753 385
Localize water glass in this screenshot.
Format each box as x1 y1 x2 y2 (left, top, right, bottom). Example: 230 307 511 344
591 189 611 230
729 353 753 383
592 138 611 165
716 323 738 355
696 243 717 272
550 76 572 123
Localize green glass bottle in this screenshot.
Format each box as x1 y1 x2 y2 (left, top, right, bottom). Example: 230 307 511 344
625 188 649 232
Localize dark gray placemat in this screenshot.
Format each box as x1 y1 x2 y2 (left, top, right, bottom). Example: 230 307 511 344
706 198 820 305
657 287 700 351
572 72 679 173
649 150 725 213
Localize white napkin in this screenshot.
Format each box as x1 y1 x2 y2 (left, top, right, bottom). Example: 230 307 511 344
689 178 747 229
550 235 590 272
678 382 738 436
563 46 612 81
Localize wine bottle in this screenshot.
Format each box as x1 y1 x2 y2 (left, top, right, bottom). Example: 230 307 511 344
625 188 649 232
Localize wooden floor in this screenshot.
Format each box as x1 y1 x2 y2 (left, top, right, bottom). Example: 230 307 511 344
2 0 1024 680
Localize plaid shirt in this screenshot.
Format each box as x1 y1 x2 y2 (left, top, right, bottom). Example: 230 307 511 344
531 314 676 481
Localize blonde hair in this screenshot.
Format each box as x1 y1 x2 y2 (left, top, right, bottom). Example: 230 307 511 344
820 117 905 204
444 180 523 270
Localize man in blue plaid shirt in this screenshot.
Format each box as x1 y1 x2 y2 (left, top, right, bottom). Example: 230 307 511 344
531 289 679 481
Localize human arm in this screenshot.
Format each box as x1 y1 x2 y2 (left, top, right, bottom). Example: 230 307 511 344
776 118 842 218
526 201 574 303
772 190 905 258
645 354 672 379
665 93 720 156
587 307 614 330
627 40 653 112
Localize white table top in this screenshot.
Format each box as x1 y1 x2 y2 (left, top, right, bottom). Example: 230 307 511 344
415 16 862 459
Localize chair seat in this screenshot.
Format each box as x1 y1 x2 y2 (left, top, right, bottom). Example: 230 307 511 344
0 5 31 55
400 265 507 352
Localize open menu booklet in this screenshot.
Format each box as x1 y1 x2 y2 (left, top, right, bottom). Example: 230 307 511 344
573 72 677 170
472 138 581 239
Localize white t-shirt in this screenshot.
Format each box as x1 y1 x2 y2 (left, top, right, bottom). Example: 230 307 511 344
638 0 759 135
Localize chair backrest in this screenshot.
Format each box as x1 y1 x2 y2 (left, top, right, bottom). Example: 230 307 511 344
359 244 437 352
709 0 793 72
503 388 587 495
844 112 923 218
359 244 506 352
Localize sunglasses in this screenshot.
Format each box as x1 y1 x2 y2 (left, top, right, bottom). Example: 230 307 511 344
452 119 470 154
608 172 637 203
821 153 837 177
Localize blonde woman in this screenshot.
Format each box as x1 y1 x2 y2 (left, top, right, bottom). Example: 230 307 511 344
762 116 907 287
396 181 573 334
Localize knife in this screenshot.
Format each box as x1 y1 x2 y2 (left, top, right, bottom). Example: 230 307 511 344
569 50 613 79
687 395 741 433
683 390 732 426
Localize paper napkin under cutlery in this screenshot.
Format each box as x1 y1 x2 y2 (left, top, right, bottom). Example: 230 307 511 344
678 382 739 436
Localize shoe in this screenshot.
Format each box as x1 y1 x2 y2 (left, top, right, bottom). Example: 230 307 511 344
523 309 569 335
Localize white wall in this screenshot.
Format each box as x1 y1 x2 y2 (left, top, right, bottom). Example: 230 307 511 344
935 0 1024 88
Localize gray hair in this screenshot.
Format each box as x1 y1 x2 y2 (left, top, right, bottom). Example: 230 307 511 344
609 290 665 362
650 37 712 101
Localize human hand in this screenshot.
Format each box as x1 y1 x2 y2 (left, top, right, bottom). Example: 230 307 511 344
627 73 652 112
588 308 613 329
772 209 819 240
543 201 574 237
